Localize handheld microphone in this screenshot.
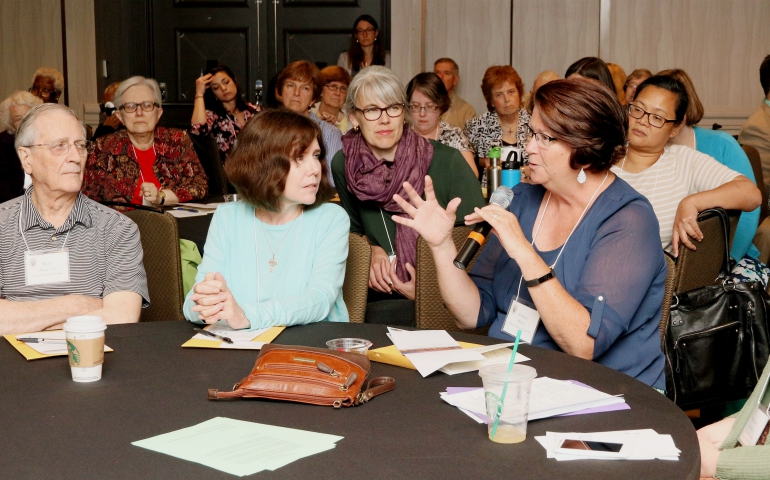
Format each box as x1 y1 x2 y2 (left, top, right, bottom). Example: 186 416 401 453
254 80 263 107
453 186 514 269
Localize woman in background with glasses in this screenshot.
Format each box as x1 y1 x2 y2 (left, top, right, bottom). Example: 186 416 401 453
389 79 667 388
311 66 352 133
331 66 484 324
611 75 760 258
406 72 477 176
83 76 208 207
337 14 390 76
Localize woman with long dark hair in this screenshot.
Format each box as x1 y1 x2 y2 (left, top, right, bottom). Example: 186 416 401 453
191 65 260 160
337 14 390 76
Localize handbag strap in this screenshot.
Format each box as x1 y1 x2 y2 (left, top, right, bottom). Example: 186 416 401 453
355 376 396 405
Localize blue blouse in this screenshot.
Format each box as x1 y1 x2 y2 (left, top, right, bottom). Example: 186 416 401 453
470 179 667 389
694 126 761 261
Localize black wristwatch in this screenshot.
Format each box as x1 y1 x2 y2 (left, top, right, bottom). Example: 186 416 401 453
525 269 555 288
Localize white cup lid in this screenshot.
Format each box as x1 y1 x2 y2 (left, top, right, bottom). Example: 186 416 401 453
63 315 106 333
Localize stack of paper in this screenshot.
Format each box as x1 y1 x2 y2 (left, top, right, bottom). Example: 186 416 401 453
166 202 220 218
536 429 681 461
182 322 284 350
440 377 628 422
132 417 344 476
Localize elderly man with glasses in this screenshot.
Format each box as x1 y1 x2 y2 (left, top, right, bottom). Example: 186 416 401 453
82 76 207 207
0 104 149 335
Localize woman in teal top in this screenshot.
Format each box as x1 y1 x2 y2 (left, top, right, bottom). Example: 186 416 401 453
184 110 350 329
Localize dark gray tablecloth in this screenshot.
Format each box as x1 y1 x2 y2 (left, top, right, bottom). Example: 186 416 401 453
0 322 699 479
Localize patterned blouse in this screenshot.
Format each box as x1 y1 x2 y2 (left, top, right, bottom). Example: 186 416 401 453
82 127 208 204
190 103 259 159
463 109 531 163
438 121 473 152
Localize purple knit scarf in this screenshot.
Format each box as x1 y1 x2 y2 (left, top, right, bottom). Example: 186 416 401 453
343 127 433 283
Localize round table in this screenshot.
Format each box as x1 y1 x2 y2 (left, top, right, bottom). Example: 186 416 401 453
0 321 700 479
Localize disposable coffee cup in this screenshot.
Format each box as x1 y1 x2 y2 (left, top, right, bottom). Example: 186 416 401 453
63 315 107 382
479 364 537 444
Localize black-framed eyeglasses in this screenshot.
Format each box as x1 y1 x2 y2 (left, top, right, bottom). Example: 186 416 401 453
409 103 439 114
355 103 405 121
627 103 677 128
356 27 376 35
324 83 348 93
525 124 558 149
23 139 94 156
29 87 60 98
119 101 160 113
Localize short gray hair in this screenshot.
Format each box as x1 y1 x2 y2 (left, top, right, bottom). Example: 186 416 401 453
32 67 65 93
0 91 43 133
344 66 412 124
15 103 85 150
114 76 163 109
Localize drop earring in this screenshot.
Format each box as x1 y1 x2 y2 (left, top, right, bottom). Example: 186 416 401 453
577 167 587 184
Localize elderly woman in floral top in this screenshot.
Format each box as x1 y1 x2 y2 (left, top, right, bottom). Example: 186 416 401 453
83 76 207 207
190 65 260 161
464 65 530 184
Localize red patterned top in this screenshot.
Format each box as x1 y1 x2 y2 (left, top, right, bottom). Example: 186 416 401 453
82 127 208 204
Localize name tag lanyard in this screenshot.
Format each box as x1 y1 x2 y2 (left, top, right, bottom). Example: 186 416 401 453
502 170 609 341
19 206 72 286
380 209 397 264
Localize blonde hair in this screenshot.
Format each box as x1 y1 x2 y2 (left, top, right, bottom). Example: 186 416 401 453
32 67 65 93
606 63 627 104
0 91 43 133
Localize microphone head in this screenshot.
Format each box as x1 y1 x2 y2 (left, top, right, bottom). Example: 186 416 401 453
489 185 514 209
255 80 263 91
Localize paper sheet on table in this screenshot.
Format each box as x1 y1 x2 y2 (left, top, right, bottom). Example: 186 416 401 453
132 417 343 476
388 329 462 353
182 323 284 349
535 429 680 461
367 342 523 373
166 208 212 218
441 377 625 420
177 202 222 210
439 343 530 375
4 331 113 361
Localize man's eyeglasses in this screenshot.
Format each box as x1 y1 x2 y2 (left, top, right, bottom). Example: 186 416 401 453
23 139 94 156
324 84 348 93
409 103 439 114
525 124 558 149
356 27 375 35
355 104 405 121
119 101 161 113
627 103 677 128
29 87 60 98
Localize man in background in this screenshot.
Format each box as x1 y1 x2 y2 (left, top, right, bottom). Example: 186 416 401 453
433 58 476 129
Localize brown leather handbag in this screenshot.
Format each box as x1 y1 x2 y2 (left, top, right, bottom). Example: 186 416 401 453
208 344 395 408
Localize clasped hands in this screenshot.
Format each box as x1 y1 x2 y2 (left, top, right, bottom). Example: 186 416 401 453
140 182 163 206
369 245 416 300
390 176 532 264
190 272 250 329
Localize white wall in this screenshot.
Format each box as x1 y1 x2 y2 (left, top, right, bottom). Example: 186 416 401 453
391 0 769 134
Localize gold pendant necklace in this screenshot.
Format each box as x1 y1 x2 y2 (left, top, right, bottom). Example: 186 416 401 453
258 209 303 273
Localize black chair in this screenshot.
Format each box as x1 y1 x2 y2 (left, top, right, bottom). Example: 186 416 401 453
188 132 232 197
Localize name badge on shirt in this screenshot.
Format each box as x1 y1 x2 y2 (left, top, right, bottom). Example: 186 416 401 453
388 254 396 264
24 250 70 286
502 301 540 344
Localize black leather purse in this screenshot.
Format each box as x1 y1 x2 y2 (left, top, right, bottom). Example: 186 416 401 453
665 209 770 410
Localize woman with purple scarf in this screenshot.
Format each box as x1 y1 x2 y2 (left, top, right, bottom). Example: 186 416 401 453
332 66 485 325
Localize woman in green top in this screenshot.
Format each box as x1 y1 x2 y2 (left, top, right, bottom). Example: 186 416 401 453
332 66 484 324
698 361 770 479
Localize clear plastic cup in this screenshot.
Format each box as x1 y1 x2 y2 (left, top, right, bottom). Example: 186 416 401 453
63 315 106 382
478 364 537 443
326 338 372 355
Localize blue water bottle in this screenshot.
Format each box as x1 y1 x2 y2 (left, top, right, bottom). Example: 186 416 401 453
501 147 521 189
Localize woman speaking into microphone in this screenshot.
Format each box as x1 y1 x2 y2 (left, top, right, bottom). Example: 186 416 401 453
391 79 667 389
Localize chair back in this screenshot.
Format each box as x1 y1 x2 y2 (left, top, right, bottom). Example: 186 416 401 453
124 209 185 322
660 254 677 347
742 144 769 223
415 226 489 334
673 209 734 294
189 132 231 196
343 233 370 323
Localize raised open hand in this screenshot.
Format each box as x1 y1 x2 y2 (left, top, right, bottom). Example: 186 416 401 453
391 176 461 249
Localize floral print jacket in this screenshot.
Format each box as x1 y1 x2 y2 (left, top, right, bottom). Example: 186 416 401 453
190 103 259 159
82 127 208 204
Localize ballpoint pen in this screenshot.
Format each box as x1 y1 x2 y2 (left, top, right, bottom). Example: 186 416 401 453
174 207 199 213
16 337 67 344
193 328 234 344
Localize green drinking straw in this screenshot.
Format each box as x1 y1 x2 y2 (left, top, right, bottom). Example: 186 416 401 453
490 329 522 440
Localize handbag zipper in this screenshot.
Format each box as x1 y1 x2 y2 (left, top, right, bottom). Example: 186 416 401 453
673 321 742 374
